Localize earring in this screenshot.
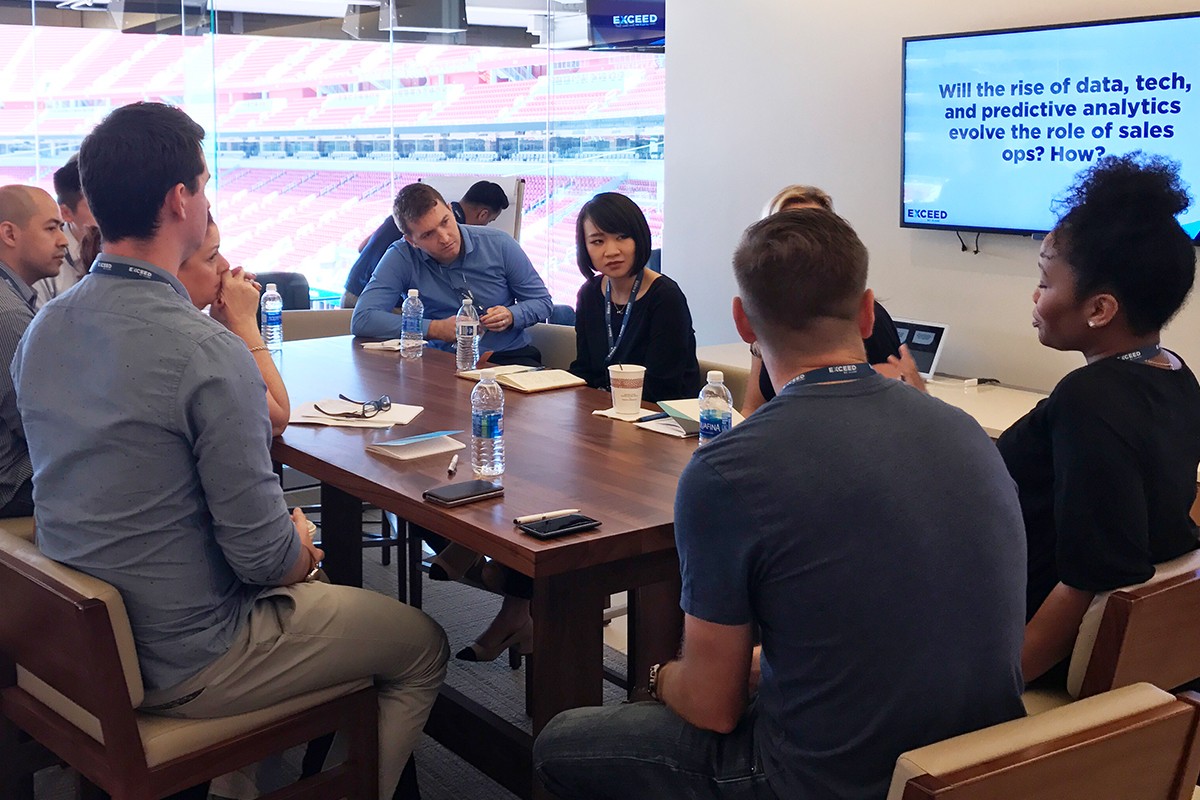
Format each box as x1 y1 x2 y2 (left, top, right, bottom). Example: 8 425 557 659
1087 320 1097 328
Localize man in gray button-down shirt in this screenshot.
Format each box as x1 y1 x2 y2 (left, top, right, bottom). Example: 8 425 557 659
13 103 447 800
0 185 67 517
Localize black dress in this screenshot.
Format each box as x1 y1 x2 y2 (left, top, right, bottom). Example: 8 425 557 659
995 354 1200 619
569 272 703 403
758 301 902 401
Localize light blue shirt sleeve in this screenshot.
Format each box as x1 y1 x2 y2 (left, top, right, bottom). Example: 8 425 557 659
498 235 553 331
351 243 413 338
177 334 301 585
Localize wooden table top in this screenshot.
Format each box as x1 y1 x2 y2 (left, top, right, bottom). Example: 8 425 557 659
273 336 697 578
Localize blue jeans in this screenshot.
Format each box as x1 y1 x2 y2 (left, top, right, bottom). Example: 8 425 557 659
533 701 779 800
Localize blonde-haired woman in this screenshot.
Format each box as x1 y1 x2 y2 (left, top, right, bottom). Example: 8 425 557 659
742 186 903 415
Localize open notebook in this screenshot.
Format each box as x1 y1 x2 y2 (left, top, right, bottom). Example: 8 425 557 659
457 365 585 393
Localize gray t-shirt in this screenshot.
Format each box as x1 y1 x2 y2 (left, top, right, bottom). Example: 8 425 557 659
13 256 300 692
677 372 1027 800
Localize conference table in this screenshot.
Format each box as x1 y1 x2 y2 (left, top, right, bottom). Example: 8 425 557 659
271 336 691 799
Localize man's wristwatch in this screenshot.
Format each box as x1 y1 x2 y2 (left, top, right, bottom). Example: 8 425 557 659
648 662 664 701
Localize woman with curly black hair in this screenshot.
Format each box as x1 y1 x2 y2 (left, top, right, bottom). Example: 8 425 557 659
996 151 1200 685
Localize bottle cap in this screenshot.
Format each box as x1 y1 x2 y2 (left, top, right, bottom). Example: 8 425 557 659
707 370 724 383
407 289 419 297
480 368 497 380
266 283 277 293
463 297 473 306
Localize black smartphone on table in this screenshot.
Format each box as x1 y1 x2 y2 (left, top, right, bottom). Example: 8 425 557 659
517 514 601 539
423 480 505 507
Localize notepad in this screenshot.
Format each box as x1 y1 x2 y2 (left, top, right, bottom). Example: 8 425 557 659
657 398 746 427
366 431 465 462
457 365 585 393
495 369 586 393
456 364 537 381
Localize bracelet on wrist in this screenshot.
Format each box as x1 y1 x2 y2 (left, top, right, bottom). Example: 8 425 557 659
648 662 665 701
248 344 269 354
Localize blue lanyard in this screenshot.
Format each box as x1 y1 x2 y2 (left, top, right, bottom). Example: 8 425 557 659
1115 344 1161 363
604 270 643 364
781 362 874 392
90 258 181 294
0 269 32 310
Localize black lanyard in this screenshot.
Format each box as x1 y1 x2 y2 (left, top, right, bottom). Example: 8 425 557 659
90 258 181 294
1114 344 1162 363
781 362 874 392
604 270 643 364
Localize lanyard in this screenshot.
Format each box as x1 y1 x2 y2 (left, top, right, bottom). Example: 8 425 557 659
0 270 32 310
781 362 874 392
604 270 643 364
1114 344 1162 363
90 258 181 294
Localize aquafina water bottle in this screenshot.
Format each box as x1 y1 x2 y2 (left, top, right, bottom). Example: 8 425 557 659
471 369 505 476
400 288 423 359
260 283 283 356
455 297 480 372
698 370 734 446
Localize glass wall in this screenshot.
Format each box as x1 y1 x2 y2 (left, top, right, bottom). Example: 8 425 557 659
0 0 664 307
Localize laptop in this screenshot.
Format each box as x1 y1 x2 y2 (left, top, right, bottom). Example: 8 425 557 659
890 318 948 379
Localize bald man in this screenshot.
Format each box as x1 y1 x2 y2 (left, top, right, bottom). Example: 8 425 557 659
0 185 67 517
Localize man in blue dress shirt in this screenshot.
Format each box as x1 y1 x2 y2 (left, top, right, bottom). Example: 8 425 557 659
350 182 551 366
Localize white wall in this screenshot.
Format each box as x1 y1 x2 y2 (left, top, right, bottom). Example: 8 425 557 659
665 0 1200 392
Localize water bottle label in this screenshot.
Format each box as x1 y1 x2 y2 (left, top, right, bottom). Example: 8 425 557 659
264 310 282 326
699 409 732 439
457 322 478 337
401 315 422 335
472 410 503 438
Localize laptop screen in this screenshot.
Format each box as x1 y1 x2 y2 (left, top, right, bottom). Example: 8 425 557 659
891 318 948 379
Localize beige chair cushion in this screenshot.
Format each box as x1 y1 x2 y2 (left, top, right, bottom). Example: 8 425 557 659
281 308 353 342
886 683 1172 800
527 323 576 371
1021 686 1072 716
1067 548 1200 697
137 678 370 767
0 530 143 707
0 515 35 542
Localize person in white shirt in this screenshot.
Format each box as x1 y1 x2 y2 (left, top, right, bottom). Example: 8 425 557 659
33 154 97 307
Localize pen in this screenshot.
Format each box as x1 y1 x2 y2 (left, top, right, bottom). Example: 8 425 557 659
513 508 580 525
447 454 459 476
637 411 669 422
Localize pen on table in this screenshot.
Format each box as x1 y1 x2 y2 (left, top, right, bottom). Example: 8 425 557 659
637 411 669 423
447 454 459 476
513 508 579 525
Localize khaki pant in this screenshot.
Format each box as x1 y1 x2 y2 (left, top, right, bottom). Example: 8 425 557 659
142 581 449 800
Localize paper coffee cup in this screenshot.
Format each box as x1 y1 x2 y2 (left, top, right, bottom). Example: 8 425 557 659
608 364 647 415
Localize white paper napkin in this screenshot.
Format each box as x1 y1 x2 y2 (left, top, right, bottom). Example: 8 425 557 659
591 407 646 422
291 399 423 428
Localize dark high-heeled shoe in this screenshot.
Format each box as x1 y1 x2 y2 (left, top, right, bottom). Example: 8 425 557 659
455 618 533 670
428 543 482 582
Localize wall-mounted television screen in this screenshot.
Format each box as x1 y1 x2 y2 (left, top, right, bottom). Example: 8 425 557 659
588 0 664 50
902 13 1200 239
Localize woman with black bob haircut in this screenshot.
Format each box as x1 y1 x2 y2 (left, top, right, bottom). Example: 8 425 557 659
568 192 702 402
997 151 1200 687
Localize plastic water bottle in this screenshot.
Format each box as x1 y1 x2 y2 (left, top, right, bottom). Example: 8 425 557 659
698 369 734 446
260 283 283 356
455 297 480 371
400 288 424 359
471 369 505 476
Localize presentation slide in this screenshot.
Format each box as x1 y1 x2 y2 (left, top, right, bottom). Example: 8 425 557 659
902 14 1200 237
